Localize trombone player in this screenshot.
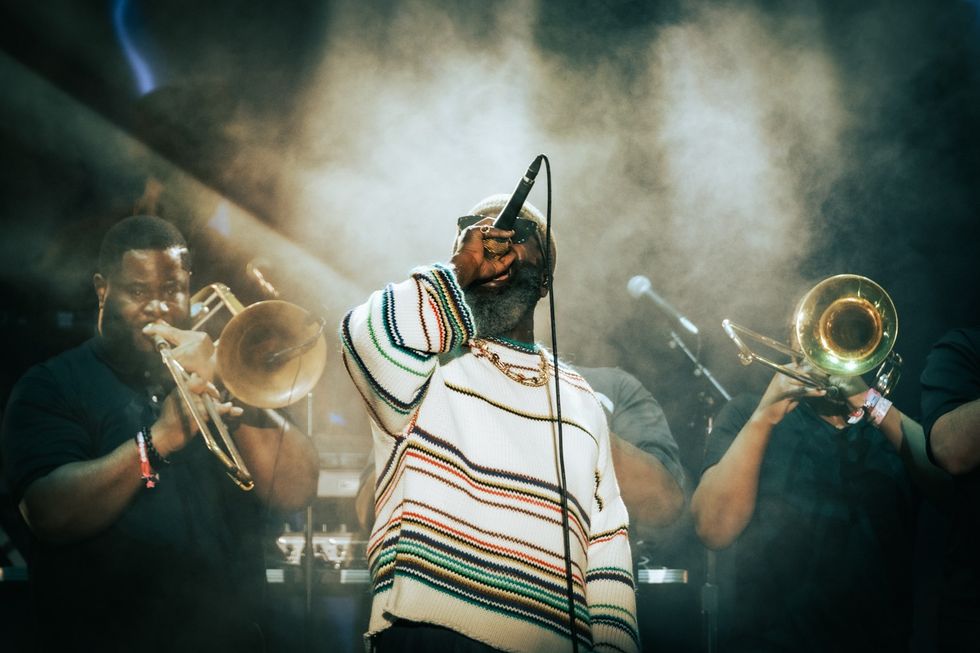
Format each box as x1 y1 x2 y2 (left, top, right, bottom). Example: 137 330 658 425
1 215 319 652
691 276 946 653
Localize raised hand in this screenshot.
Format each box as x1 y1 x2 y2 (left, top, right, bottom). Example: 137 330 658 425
142 321 242 456
826 374 870 413
143 321 216 382
450 221 517 288
753 363 827 426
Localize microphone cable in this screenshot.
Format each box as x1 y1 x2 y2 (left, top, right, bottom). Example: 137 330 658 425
538 155 579 653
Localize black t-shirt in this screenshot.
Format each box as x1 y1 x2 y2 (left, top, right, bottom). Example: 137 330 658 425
920 327 980 649
575 366 685 488
701 394 917 653
1 338 268 652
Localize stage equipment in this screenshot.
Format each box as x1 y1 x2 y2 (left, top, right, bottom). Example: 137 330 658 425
722 274 901 399
627 275 700 336
276 531 367 570
153 283 327 490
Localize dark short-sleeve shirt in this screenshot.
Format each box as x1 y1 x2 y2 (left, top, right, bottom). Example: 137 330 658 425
576 366 685 488
701 394 917 653
575 366 686 563
920 327 980 648
922 328 980 439
1 338 267 652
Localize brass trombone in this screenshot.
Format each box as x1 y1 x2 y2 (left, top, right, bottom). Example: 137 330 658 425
153 283 327 490
721 274 902 399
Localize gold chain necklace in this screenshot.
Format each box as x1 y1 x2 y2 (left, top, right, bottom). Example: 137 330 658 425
469 339 550 387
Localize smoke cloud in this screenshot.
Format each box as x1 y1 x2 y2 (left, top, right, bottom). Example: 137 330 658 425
280 0 861 381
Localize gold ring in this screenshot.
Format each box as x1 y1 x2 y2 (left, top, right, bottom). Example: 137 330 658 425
480 224 491 235
483 239 511 256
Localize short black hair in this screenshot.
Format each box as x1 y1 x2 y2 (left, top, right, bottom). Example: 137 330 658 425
97 215 191 276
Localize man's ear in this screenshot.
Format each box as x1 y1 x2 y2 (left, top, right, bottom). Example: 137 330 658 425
539 271 551 298
93 273 108 335
93 273 108 307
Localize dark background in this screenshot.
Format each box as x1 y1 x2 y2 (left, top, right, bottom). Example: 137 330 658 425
0 0 977 650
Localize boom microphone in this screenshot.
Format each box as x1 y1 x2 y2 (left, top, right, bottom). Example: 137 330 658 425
492 155 545 230
627 275 700 336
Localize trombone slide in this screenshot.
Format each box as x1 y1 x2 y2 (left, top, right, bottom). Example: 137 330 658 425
152 334 255 491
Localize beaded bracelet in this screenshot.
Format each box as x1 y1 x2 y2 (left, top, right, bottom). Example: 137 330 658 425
135 430 159 489
141 426 171 467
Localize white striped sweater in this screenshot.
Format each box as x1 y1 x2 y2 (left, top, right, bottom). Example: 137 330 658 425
340 263 639 653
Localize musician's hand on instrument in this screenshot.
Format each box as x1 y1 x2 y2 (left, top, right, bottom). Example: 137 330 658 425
827 374 869 411
153 373 242 456
450 221 517 288
153 388 198 455
143 321 217 382
753 365 826 426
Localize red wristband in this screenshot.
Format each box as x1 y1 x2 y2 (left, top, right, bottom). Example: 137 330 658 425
135 430 159 488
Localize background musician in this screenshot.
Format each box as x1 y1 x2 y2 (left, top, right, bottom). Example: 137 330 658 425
691 311 940 652
921 327 980 650
0 215 319 652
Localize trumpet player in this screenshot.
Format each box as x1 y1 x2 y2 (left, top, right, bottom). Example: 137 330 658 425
1 215 318 652
692 326 945 653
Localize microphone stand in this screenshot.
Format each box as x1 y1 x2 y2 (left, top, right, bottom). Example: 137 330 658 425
665 329 729 653
304 392 316 653
667 330 731 403
246 264 319 649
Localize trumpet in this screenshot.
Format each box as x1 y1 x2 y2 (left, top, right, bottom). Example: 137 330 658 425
721 274 902 399
154 283 328 490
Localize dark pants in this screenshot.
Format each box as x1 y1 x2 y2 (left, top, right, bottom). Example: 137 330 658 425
371 621 503 653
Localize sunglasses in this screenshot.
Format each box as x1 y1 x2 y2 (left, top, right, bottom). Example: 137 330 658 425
456 215 540 245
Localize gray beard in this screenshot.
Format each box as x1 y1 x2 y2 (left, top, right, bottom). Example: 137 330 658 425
464 265 541 338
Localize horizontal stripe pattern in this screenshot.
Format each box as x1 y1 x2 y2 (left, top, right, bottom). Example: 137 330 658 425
339 265 475 435
342 265 638 652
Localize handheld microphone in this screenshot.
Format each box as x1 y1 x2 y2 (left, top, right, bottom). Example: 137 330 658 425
627 275 700 336
492 155 545 231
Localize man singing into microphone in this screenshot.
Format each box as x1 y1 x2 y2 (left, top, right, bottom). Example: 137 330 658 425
340 194 639 653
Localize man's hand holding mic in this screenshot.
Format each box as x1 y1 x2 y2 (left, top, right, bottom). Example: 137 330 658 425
451 220 517 289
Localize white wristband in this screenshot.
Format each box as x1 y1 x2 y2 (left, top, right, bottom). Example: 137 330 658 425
869 395 893 427
847 388 891 427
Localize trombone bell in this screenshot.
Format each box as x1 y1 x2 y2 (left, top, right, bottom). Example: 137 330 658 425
795 274 897 378
723 274 901 397
217 300 328 409
154 284 327 490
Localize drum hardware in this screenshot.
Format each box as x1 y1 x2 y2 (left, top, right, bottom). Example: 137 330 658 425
266 566 370 586
276 531 368 570
636 555 689 584
637 568 688 584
